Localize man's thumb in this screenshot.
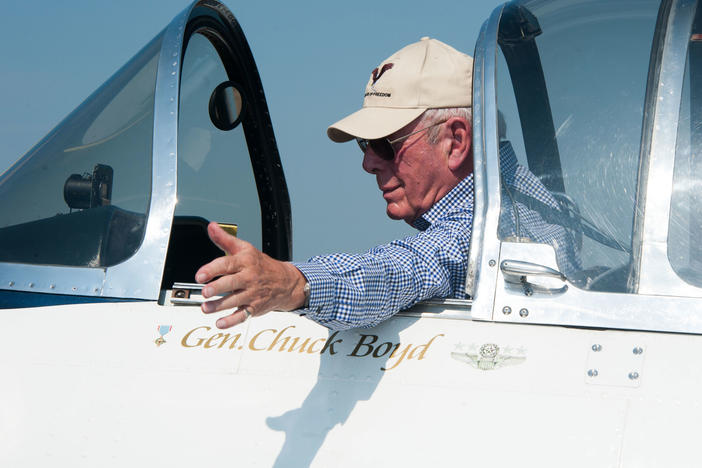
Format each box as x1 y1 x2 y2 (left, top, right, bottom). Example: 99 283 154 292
207 222 242 255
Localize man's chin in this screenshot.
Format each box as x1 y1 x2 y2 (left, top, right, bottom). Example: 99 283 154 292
386 210 401 221
385 204 410 223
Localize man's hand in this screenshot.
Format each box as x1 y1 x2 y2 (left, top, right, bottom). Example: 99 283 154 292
195 222 307 329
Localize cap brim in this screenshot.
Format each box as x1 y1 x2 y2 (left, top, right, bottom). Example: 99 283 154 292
327 107 426 142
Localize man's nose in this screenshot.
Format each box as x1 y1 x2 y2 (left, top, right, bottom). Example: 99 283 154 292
362 148 386 174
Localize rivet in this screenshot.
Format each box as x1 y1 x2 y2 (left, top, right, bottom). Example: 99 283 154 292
94 288 99 293
502 306 512 315
28 282 34 288
489 260 496 267
519 308 529 317
50 284 56 289
592 344 602 352
587 369 599 377
628 372 640 380
72 287 77 291
8 281 14 287
633 347 643 355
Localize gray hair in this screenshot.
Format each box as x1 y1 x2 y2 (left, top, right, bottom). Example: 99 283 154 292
420 107 472 144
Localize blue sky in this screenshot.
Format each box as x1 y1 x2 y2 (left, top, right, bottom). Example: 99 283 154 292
0 0 504 261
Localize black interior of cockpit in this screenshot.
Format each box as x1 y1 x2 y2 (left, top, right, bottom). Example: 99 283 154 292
0 205 145 267
160 216 226 289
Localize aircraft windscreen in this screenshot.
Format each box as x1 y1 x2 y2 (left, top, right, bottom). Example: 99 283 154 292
0 33 163 267
496 0 659 292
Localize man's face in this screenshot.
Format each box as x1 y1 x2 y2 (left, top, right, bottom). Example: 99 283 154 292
361 119 451 224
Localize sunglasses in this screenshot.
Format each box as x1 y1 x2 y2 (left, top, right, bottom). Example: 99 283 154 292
356 120 447 161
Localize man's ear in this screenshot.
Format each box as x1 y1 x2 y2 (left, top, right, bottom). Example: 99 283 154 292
445 117 472 173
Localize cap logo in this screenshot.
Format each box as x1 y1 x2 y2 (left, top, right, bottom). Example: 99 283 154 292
371 63 394 85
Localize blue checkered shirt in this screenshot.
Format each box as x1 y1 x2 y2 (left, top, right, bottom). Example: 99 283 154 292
294 175 474 330
294 142 581 330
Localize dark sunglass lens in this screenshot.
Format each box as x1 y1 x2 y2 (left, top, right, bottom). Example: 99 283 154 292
368 139 394 160
357 138 394 160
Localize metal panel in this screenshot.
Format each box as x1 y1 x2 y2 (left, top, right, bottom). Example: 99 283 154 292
0 264 106 297
495 242 702 334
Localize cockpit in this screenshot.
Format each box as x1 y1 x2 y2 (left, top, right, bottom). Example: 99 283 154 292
1 0 702 336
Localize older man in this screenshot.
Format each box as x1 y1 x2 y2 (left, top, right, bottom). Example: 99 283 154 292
195 37 475 330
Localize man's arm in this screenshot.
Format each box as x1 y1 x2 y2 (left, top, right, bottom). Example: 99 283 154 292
293 226 468 330
195 222 308 328
197 212 471 331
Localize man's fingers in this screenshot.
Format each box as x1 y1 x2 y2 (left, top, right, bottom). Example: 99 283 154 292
201 289 247 313
197 267 245 298
195 252 246 285
199 295 252 329
207 221 246 255
215 307 251 329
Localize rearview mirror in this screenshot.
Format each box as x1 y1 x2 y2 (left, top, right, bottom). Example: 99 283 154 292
208 81 244 131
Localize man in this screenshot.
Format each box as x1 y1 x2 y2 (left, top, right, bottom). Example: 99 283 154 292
196 37 475 330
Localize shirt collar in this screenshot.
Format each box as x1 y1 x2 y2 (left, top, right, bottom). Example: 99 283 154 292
412 174 474 231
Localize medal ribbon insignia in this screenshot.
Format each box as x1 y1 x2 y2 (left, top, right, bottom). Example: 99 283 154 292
155 325 173 347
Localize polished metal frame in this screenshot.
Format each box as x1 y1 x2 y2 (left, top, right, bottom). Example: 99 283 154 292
638 0 701 296
465 4 505 322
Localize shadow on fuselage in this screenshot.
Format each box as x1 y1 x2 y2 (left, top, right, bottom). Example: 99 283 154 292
266 316 419 467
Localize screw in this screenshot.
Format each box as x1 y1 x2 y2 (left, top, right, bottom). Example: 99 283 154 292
502 306 512 315
28 283 34 288
519 308 529 317
628 372 640 380
8 281 14 287
592 344 602 352
50 284 55 289
522 283 533 296
489 260 496 267
588 369 599 377
633 347 643 355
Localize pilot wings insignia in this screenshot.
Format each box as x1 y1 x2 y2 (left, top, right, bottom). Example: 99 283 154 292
451 343 526 371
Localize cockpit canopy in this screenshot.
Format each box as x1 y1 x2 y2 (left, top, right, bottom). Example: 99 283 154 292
477 0 702 296
0 0 291 301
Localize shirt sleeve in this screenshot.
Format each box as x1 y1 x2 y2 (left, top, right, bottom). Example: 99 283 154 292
292 217 471 330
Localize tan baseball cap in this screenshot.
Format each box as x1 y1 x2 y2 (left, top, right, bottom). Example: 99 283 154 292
327 37 473 143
